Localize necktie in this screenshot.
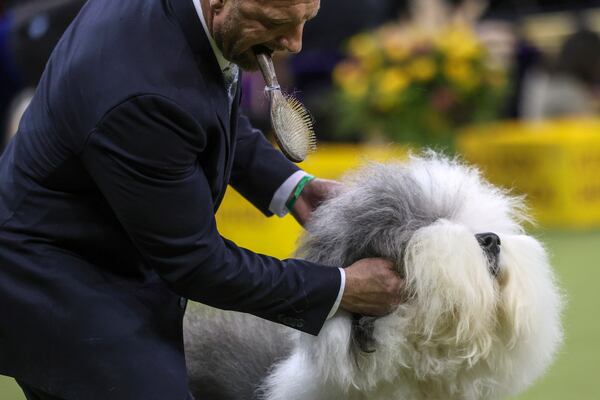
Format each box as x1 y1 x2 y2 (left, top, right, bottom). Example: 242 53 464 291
223 63 239 107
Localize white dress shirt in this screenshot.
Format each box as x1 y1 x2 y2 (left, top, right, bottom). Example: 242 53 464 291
192 0 344 319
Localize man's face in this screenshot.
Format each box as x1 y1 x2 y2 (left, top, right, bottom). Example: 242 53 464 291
209 0 320 70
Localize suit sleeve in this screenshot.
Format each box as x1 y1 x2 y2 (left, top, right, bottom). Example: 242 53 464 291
80 95 340 335
229 112 300 216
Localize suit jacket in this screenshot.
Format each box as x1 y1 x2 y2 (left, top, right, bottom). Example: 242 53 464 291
0 0 341 398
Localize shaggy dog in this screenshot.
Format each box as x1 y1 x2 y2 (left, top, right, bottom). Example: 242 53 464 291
184 154 563 400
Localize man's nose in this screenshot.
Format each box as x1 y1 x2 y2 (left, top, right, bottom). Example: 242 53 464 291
278 23 304 54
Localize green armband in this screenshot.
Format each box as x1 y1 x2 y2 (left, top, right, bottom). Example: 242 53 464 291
285 175 315 212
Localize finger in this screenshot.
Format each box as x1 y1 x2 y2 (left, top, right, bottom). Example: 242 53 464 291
375 258 395 269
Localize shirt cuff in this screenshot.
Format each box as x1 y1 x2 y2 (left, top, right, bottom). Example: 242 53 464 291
269 170 311 217
327 268 346 319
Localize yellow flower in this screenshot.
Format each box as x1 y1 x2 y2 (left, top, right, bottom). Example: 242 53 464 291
436 25 482 61
333 61 362 87
333 61 369 101
408 57 436 81
348 33 380 63
376 67 409 97
379 28 410 62
369 68 409 112
444 59 476 89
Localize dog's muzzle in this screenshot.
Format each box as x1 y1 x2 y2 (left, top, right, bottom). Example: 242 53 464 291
475 232 501 277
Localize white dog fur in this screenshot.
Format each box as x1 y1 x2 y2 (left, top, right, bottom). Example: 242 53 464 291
184 154 563 400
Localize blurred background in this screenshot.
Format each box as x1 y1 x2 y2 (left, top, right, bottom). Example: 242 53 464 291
1 0 599 398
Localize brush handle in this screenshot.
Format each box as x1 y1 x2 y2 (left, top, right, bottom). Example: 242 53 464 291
254 51 281 92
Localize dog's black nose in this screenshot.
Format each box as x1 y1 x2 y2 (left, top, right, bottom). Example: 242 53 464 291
475 232 501 276
476 232 501 252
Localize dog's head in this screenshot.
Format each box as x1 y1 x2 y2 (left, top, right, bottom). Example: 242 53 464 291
298 154 563 398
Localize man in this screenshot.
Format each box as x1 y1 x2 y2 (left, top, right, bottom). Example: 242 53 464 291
0 0 403 398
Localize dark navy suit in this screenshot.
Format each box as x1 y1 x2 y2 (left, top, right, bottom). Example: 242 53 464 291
0 0 341 398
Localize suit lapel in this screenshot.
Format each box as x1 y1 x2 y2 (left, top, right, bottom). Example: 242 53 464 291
168 0 231 145
168 0 233 209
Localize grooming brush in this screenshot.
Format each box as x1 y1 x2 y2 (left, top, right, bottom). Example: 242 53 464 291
253 47 316 163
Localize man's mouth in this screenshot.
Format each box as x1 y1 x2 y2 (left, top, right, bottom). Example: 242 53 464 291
252 45 274 56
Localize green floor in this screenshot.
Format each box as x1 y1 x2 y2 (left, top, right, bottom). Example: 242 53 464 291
507 230 600 400
1 230 599 399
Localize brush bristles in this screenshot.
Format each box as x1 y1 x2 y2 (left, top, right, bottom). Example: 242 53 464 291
270 91 317 162
283 94 317 152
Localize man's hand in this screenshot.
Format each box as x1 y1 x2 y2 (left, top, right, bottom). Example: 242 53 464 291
341 258 405 316
291 178 342 226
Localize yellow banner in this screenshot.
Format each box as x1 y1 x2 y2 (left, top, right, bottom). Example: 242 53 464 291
457 119 600 229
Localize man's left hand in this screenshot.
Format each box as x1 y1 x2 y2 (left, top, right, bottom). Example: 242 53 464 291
291 178 342 227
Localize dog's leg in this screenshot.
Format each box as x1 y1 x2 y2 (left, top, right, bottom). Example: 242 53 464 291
262 313 357 400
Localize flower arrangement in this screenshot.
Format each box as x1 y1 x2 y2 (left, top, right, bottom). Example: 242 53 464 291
331 23 507 147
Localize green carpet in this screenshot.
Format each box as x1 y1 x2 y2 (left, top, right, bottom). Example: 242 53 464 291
509 230 600 400
1 230 598 399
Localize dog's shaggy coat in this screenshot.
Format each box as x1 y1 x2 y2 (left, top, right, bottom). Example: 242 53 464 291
184 154 563 400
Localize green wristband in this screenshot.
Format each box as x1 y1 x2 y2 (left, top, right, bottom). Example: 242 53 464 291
286 175 315 212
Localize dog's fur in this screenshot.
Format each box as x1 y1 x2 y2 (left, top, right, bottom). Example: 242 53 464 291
184 154 563 400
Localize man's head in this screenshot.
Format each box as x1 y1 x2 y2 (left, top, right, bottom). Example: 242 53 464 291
203 0 320 70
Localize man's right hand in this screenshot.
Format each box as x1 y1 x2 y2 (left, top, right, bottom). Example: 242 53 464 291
340 258 405 316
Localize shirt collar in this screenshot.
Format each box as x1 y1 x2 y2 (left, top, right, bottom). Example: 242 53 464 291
192 0 233 73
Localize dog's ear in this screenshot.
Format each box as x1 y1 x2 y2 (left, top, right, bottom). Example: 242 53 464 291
494 235 563 385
